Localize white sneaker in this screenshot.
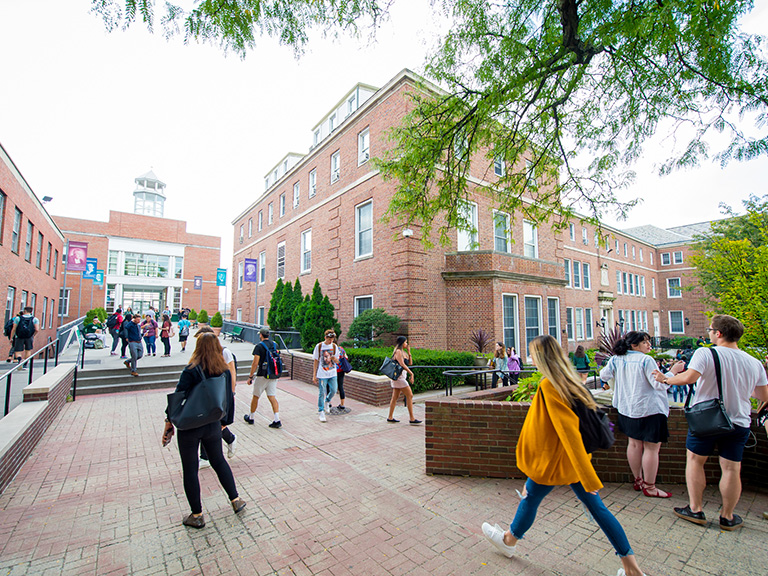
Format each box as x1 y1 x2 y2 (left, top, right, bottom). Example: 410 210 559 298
319 412 327 423
481 522 516 558
227 435 237 458
199 459 211 469
616 570 646 576
324 402 330 413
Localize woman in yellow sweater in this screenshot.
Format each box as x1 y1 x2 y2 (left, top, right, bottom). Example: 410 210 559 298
482 335 646 576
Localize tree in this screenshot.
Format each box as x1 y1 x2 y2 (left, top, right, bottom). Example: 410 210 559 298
276 280 294 329
299 280 340 351
267 278 284 328
346 308 401 341
689 195 768 354
92 1 768 240
293 294 311 334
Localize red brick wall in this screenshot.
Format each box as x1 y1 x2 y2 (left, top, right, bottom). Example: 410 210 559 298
425 387 767 487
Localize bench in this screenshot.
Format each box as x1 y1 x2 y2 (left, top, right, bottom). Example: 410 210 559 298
224 326 245 343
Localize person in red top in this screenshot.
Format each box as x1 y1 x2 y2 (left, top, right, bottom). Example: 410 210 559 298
108 308 123 356
481 335 646 576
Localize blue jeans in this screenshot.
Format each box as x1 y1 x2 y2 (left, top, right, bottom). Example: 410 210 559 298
144 335 156 354
317 376 337 412
510 478 634 557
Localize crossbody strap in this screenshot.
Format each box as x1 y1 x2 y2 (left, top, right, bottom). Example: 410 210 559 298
684 347 723 409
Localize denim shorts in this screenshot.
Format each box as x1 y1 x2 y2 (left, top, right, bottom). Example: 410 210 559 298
686 425 750 462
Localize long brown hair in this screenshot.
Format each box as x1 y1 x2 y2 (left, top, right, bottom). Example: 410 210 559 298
189 333 228 375
529 335 596 409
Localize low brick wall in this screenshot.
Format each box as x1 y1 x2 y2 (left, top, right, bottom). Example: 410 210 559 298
425 387 768 488
287 351 392 406
0 364 75 494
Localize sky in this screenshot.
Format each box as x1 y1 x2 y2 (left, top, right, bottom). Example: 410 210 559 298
1 1 767 299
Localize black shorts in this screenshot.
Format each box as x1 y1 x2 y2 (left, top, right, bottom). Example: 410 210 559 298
617 413 669 443
179 335 188 342
13 337 34 352
686 426 750 462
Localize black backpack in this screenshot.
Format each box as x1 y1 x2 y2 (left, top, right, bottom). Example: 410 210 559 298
261 341 283 379
15 316 35 339
106 314 119 329
3 318 14 338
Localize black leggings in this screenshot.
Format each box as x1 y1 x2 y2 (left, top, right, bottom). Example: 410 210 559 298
120 336 129 356
162 336 171 355
337 371 345 400
492 373 509 388
177 422 238 514
200 426 235 460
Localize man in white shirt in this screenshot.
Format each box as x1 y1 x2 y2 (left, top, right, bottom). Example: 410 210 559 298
655 314 768 531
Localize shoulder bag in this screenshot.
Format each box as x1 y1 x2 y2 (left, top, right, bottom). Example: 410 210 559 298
167 367 229 431
540 387 615 454
338 350 353 374
379 354 403 380
684 347 735 437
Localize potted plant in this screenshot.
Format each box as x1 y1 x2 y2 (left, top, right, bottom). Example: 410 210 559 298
469 328 493 367
210 311 223 336
197 309 209 326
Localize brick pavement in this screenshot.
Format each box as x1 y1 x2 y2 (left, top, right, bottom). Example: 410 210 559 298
1 376 767 576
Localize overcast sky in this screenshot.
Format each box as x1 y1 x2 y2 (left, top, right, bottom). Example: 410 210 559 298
1 1 767 296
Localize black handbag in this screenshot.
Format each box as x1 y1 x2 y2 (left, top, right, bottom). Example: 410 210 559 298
167 367 229 431
379 356 403 380
684 347 735 437
339 354 353 374
541 388 614 453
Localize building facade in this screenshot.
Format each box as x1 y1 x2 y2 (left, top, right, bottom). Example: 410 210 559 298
0 142 66 346
230 69 711 353
54 171 221 321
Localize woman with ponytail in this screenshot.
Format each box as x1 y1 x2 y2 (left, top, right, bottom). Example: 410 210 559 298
600 331 676 498
481 335 646 576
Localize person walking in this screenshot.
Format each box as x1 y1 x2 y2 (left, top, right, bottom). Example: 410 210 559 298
386 336 421 425
244 327 282 429
4 311 21 363
507 347 522 386
159 313 173 357
123 314 143 377
10 306 39 369
312 329 339 423
654 314 768 531
107 308 123 355
481 335 647 576
141 313 158 356
572 345 591 383
161 333 246 528
119 313 132 358
331 335 351 414
489 342 509 388
177 314 191 352
600 331 674 498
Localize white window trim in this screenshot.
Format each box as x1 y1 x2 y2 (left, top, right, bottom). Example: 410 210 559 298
493 210 511 253
523 220 538 258
673 251 684 264
565 307 574 341
457 201 479 251
493 156 505 177
661 252 671 266
585 308 593 340
309 169 317 198
547 297 560 339
523 295 543 355
354 295 373 317
667 277 682 298
293 182 300 208
279 193 286 217
355 200 374 260
276 241 286 280
358 128 370 166
582 262 591 291
238 261 244 290
258 251 266 285
502 292 519 352
564 259 572 287
331 150 341 183
300 229 312 273
669 310 685 334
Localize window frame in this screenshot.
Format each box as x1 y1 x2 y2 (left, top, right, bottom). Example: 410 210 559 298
661 252 671 266
268 203 273 224
502 293 519 352
524 296 542 355
493 155 505 177
573 260 581 289
523 220 538 258
331 150 341 183
237 261 244 290
547 297 560 339
493 210 510 253
258 211 263 231
309 168 317 197
279 193 286 217
293 182 300 208
673 251 683 264
248 218 253 237
11 208 21 253
355 200 373 259
300 229 312 273
582 262 591 290
24 220 33 261
667 277 682 298
565 307 574 341
569 223 575 242
669 310 685 334
585 308 593 340
358 128 370 165
354 295 373 317
276 242 286 280
258 251 266 285
564 258 571 287
457 201 479 251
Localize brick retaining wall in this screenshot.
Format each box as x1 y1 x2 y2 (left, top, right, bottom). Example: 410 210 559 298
425 387 768 488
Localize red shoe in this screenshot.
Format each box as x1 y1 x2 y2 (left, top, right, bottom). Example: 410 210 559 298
633 477 644 491
642 484 671 498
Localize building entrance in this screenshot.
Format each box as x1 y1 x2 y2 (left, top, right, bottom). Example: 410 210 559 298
122 288 166 317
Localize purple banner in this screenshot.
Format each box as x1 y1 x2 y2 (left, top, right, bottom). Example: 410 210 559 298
244 258 258 282
193 276 203 290
67 241 88 272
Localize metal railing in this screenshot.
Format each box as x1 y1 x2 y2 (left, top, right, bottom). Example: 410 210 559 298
3 337 61 417
440 367 541 396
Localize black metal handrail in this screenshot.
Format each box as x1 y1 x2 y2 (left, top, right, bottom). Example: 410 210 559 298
440 367 540 396
3 337 61 417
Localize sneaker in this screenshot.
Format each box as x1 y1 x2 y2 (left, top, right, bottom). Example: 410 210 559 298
268 420 282 429
120 356 127 359
123 360 131 370
199 459 211 469
244 414 254 425
673 505 707 526
231 497 247 514
131 372 139 377
387 418 400 423
329 406 342 415
338 406 351 414
227 435 237 458
319 412 327 423
719 514 743 531
409 419 423 425
110 352 117 356
617 570 647 576
183 514 205 529
324 402 330 414
481 522 516 558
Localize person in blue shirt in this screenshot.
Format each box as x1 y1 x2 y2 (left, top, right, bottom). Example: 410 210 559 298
123 315 143 376
177 315 191 352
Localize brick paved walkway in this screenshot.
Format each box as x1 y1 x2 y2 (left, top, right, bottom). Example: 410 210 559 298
1 378 767 575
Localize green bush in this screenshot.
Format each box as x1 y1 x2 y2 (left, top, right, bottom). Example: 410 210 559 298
267 279 284 328
509 371 542 401
346 308 401 342
84 307 108 324
189 309 198 321
197 309 209 324
210 311 223 327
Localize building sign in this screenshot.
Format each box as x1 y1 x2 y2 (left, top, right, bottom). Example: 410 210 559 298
193 276 203 290
94 270 105 286
83 258 98 279
216 268 227 286
67 241 88 272
244 258 258 282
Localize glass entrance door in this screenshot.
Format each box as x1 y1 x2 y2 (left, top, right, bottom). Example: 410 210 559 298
122 288 165 317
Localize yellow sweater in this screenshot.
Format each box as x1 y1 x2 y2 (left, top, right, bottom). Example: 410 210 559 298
516 378 603 493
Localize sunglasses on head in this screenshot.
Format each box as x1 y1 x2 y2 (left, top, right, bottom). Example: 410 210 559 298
325 332 335 338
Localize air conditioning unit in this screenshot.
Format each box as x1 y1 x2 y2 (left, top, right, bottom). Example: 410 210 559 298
363 151 369 161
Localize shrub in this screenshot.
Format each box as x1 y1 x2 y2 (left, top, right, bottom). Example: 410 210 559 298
94 307 108 322
267 279 284 328
197 309 209 324
300 281 341 351
188 309 198 321
509 371 542 401
210 311 223 327
346 308 401 342
276 280 294 329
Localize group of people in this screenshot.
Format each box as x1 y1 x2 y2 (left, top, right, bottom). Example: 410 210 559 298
487 343 523 387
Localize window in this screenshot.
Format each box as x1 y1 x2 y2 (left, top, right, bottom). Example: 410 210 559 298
569 223 575 241
525 159 537 189
615 239 619 253
0 191 5 245
585 309 593 340
582 262 591 290
493 211 510 252
276 242 285 280
524 296 542 353
46 243 52 274
661 252 671 266
582 228 588 245
258 307 265 325
355 200 373 258
594 231 599 247
573 260 581 288
11 208 21 254
628 273 634 295
622 272 628 294
641 276 646 297
331 150 341 183
564 259 572 287
652 278 656 298
175 257 183 280
358 128 370 165
268 203 273 224
309 169 317 197
623 243 628 257
30 293 36 317
631 310 636 331
650 252 654 265
639 247 643 262
35 232 43 268
5 287 15 324
293 182 300 208
667 277 682 298
502 294 518 350
106 284 116 313
53 249 58 279
20 290 27 310
669 311 685 334
239 224 244 242
643 311 648 332
354 295 374 318
313 129 320 147
41 296 47 328
279 193 286 217
59 288 71 317
123 253 171 278
347 94 356 116
454 133 468 162
673 251 683 264
493 156 505 177
329 113 336 132
301 229 312 272
565 307 574 340
238 261 244 290
259 251 266 285
236 308 242 322
632 245 636 259
616 270 622 294
634 274 639 295
575 307 584 340
49 298 55 328
258 211 263 231
547 298 559 338
523 221 538 258
248 218 253 237
24 221 33 261
457 202 478 251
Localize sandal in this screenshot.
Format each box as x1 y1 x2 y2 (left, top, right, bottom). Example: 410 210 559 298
642 483 671 498
632 477 645 492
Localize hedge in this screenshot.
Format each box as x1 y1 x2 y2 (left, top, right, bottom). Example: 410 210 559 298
346 348 476 394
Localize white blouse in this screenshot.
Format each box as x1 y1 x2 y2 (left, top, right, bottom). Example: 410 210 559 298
600 351 670 418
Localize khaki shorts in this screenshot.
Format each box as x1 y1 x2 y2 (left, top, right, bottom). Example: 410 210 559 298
252 376 278 397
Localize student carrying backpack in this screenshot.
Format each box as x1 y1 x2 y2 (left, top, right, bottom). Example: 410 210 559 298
106 313 120 329
3 317 14 338
262 340 283 379
15 316 35 339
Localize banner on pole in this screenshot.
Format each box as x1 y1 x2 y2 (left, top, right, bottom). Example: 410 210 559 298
94 270 105 286
67 241 88 272
83 258 98 279
193 276 203 290
244 258 258 282
216 268 227 286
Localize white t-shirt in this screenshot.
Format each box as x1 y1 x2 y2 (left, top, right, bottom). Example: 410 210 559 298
222 347 234 365
688 346 767 428
313 342 338 379
600 351 670 418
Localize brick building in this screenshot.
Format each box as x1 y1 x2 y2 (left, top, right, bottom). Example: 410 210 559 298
230 69 713 353
0 142 65 347
54 171 221 321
